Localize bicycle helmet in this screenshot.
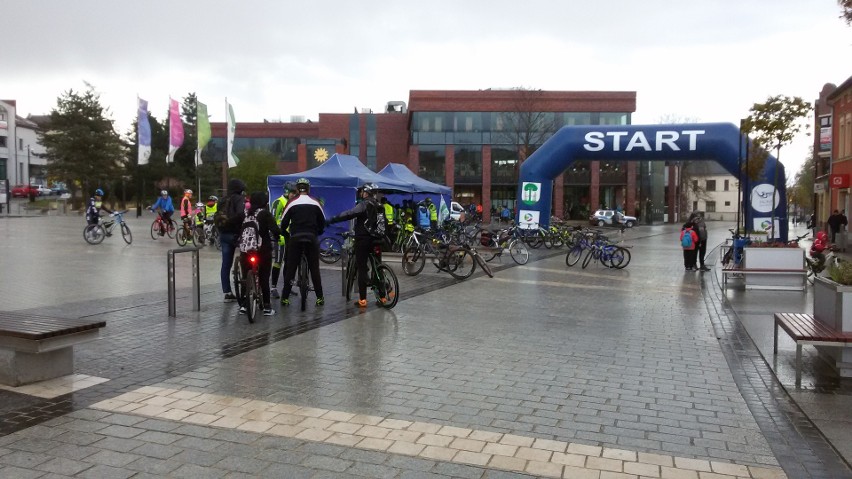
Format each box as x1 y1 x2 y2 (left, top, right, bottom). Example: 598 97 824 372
295 178 310 191
184 189 193 196
94 188 104 196
195 202 204 208
284 181 297 193
160 190 168 196
207 195 218 202
361 183 378 194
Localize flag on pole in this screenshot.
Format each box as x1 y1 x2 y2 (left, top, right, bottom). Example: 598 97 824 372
197 100 211 157
226 100 239 168
137 97 151 165
439 195 450 225
167 97 184 163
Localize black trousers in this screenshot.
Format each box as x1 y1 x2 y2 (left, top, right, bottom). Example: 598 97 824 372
281 238 323 300
241 251 272 307
694 239 707 268
683 249 697 269
354 237 380 301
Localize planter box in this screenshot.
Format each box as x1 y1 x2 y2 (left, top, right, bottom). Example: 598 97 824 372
812 276 852 377
743 248 805 290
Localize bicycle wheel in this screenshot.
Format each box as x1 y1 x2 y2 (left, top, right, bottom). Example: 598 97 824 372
319 237 343 264
566 245 583 267
447 249 476 280
166 220 176 239
609 247 631 269
232 255 244 310
245 270 258 323
83 224 105 245
476 229 500 262
374 264 399 309
508 240 529 265
299 256 309 312
525 230 543 249
150 221 161 240
543 233 554 249
121 223 132 245
581 248 596 269
402 245 425 276
176 227 188 246
472 251 494 278
192 227 203 247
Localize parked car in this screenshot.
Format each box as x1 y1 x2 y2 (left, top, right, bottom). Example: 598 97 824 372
449 201 465 221
51 183 69 196
11 185 39 198
590 209 637 228
36 185 52 196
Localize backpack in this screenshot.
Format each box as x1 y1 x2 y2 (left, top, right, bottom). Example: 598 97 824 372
214 195 232 228
239 210 262 253
364 200 386 239
681 230 694 249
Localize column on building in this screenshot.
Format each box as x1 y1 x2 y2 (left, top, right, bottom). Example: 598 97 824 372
553 174 564 219
482 145 492 223
626 161 637 216
445 145 455 190
297 144 308 172
589 161 600 211
667 164 677 223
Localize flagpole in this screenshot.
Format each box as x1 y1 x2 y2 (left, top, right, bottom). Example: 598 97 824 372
222 97 228 192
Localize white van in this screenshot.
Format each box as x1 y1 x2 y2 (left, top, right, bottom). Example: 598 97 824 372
450 201 465 221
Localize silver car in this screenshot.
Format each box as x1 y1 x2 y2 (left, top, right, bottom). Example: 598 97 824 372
590 209 637 228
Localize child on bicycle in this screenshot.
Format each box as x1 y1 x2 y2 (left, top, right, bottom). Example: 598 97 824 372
327 183 385 308
238 191 281 316
149 190 175 234
179 189 195 229
86 188 113 226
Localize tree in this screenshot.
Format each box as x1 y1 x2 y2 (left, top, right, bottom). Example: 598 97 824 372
841 0 852 25
39 83 126 206
228 149 277 193
741 95 812 237
789 149 815 214
493 87 560 176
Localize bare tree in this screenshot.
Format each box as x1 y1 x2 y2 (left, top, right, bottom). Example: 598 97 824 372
841 0 852 25
493 87 560 177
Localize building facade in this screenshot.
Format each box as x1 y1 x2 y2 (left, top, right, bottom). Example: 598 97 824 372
0 100 47 187
210 89 639 222
814 76 852 226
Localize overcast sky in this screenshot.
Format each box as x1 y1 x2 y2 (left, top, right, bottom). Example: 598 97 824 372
4 0 850 176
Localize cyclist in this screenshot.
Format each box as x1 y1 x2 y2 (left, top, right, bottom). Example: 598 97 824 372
149 189 175 228
238 191 281 316
278 178 326 307
86 188 113 227
179 189 195 230
327 183 384 308
203 195 218 245
270 182 297 298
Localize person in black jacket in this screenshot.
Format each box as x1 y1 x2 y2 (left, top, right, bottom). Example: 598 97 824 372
218 178 247 303
279 178 326 307
327 183 383 308
238 191 281 316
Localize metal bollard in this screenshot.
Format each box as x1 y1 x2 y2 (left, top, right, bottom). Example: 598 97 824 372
167 247 201 317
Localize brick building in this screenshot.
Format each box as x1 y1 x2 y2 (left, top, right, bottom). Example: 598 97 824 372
814 76 852 226
210 89 637 221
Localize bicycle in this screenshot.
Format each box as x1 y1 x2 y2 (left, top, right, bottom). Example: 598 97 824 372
319 235 343 264
342 232 399 308
83 211 132 245
232 251 260 322
150 211 176 240
477 226 530 265
722 228 749 268
176 216 201 247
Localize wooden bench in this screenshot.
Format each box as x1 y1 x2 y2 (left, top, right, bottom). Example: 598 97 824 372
0 312 106 386
722 265 807 290
774 312 852 386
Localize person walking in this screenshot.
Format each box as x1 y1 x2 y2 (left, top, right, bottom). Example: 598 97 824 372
690 212 710 271
680 221 699 271
828 210 843 243
841 210 849 252
218 178 247 303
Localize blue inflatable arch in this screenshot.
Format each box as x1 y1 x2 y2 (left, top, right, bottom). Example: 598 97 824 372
517 122 788 241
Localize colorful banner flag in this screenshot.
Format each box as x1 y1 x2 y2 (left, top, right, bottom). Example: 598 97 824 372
439 195 450 225
197 100 211 156
137 97 151 166
167 97 184 163
226 100 239 168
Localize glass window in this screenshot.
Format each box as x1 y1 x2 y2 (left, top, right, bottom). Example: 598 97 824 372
706 180 716 191
453 112 482 132
0 136 6 148
491 147 518 183
724 201 731 206
724 179 729 191
349 114 360 158
412 112 449 132
366 115 376 170
418 146 446 185
599 113 629 125
454 146 481 183
706 201 716 213
562 113 592 126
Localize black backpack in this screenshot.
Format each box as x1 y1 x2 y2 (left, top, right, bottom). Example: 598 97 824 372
364 200 386 239
214 195 233 228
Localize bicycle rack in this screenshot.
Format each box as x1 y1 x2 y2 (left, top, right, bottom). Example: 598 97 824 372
167 247 201 317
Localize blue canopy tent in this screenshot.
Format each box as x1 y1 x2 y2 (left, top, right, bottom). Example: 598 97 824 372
267 153 413 238
377 164 452 213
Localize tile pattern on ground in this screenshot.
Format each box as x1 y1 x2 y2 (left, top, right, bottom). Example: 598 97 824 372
0 374 110 399
91 386 787 479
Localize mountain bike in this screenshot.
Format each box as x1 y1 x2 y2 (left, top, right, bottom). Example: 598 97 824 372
232 251 260 323
319 236 343 264
176 216 202 247
343 233 399 308
150 211 176 240
84 211 132 245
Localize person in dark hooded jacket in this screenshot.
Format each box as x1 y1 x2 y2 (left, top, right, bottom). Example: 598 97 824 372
219 178 247 302
237 191 280 316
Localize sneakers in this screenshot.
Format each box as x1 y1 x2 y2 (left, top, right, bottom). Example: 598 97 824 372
238 306 247 315
263 308 275 316
699 266 711 272
685 267 694 271
315 297 325 306
355 299 368 308
270 289 280 298
280 298 290 307
223 292 237 303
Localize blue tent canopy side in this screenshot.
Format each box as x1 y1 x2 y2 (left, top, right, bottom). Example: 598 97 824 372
267 154 415 239
377 163 453 219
